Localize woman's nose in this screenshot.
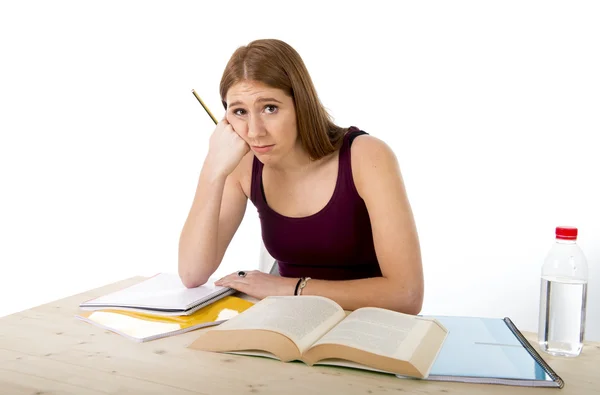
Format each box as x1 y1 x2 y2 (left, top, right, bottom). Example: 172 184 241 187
247 117 266 138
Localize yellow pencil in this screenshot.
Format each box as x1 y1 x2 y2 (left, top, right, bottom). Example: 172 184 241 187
191 89 218 125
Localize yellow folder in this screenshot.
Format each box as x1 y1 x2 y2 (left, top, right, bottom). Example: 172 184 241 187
76 295 254 342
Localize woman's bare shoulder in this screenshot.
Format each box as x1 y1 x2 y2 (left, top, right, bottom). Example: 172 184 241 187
350 134 394 156
349 135 401 195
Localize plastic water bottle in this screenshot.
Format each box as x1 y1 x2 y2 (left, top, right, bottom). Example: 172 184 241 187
538 226 588 357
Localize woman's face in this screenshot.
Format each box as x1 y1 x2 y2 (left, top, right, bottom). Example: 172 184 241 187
226 80 298 165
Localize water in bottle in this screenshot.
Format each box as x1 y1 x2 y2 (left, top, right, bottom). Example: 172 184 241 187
538 226 588 357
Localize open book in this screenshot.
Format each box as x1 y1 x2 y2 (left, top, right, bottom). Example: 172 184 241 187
188 295 448 378
79 273 235 316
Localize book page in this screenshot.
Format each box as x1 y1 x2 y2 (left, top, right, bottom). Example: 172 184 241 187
311 307 433 360
214 296 346 353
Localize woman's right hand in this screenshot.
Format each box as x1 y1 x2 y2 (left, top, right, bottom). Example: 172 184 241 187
205 118 250 178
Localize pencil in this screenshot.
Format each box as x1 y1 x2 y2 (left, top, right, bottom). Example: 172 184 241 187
191 89 218 125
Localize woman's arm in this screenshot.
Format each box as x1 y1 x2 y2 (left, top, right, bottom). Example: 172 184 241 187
297 135 424 314
178 158 249 288
178 118 251 288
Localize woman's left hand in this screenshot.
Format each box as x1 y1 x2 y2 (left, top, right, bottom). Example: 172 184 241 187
214 270 298 300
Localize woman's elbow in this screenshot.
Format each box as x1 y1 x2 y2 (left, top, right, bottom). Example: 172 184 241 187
390 286 423 315
178 269 210 289
403 294 423 315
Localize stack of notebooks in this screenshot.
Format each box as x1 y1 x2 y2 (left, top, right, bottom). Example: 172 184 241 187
76 273 255 342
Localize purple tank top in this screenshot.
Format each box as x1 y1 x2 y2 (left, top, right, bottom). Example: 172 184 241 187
250 127 382 280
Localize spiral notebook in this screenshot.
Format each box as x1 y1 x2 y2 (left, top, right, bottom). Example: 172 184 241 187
396 316 564 388
79 273 236 316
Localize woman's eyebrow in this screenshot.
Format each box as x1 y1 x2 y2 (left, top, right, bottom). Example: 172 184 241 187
228 97 283 107
255 97 283 104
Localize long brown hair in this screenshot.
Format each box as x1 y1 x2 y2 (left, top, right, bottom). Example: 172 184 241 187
219 39 347 160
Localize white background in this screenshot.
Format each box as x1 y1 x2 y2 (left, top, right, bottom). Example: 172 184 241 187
1 1 599 341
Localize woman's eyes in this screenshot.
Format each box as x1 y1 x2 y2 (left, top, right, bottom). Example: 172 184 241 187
264 105 278 114
233 105 278 116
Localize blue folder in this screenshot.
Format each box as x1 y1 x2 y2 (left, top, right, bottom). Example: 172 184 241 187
397 316 563 388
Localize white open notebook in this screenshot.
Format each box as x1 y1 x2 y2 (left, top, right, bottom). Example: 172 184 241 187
79 273 236 316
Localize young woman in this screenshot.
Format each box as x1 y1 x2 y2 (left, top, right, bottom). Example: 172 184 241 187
178 39 423 314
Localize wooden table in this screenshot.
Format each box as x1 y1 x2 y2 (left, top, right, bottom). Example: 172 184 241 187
1 277 598 394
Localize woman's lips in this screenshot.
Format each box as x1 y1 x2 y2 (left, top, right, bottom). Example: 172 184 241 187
251 144 275 154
